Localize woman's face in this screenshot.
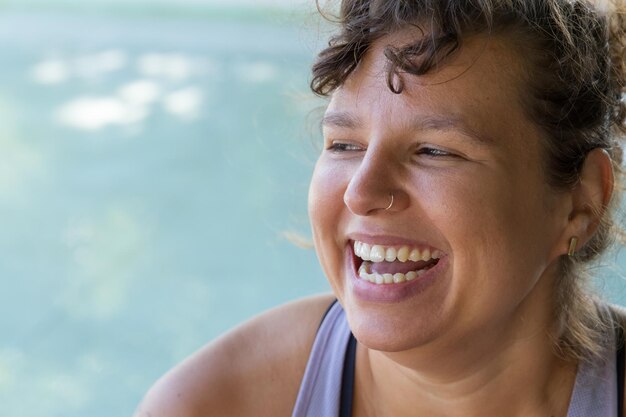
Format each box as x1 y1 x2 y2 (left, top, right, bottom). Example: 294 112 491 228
308 32 571 352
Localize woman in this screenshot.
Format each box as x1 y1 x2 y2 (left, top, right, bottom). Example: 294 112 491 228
135 0 626 415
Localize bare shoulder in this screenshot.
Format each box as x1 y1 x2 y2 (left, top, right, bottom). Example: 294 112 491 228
134 293 336 417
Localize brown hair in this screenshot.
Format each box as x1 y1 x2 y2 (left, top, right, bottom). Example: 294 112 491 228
311 0 626 361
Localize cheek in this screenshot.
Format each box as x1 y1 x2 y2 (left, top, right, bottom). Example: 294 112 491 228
309 160 351 244
413 172 552 323
308 160 350 294
416 167 551 261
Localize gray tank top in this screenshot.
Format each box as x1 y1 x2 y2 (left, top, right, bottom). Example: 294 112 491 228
291 301 621 417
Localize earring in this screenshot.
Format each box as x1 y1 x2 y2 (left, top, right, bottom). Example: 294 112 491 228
568 236 578 257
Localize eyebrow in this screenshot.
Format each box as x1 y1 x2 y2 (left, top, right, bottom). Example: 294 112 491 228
322 112 362 129
322 111 493 146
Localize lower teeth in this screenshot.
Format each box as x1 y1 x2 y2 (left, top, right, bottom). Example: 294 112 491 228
358 264 430 284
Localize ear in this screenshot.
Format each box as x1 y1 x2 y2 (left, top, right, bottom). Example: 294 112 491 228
558 148 614 255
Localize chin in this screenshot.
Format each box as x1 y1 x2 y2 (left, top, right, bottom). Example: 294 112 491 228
344 303 446 352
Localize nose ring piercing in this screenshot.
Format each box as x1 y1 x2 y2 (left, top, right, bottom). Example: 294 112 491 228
568 236 578 257
384 193 394 211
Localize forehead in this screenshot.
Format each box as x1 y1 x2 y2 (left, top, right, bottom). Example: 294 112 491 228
325 31 535 147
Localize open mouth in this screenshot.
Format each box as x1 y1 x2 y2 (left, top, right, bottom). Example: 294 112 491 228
352 240 442 285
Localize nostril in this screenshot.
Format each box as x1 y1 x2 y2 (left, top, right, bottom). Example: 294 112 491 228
344 187 403 214
345 195 399 215
383 193 394 211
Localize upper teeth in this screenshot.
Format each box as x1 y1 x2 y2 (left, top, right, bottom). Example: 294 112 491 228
354 241 441 263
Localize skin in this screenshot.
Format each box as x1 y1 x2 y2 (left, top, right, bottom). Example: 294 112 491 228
135 30 620 417
133 293 337 417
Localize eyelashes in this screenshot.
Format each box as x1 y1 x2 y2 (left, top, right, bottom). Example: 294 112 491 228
414 147 456 158
326 142 364 152
326 141 459 160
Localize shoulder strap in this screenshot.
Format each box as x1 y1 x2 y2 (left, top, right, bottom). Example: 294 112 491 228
610 308 625 417
616 319 625 417
339 333 357 417
318 299 339 329
291 300 352 417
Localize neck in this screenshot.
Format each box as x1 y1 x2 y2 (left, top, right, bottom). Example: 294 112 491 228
353 278 577 417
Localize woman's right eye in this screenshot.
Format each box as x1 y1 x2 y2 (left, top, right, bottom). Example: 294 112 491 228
326 141 364 152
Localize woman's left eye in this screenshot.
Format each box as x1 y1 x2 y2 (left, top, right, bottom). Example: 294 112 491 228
415 147 457 158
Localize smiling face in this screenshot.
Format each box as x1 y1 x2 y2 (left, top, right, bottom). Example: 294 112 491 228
308 32 572 353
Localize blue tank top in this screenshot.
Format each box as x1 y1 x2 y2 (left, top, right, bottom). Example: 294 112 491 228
291 301 624 417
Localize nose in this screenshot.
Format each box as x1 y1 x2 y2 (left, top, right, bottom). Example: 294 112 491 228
343 149 408 216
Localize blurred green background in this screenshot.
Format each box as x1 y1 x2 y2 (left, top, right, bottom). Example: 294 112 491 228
0 1 624 416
